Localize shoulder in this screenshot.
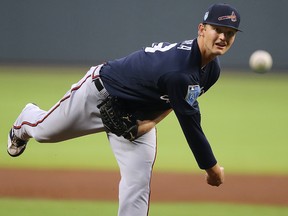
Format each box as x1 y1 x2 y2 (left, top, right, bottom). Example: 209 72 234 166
209 57 221 76
213 57 221 68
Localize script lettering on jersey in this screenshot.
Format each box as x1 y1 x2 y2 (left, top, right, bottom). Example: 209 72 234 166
144 42 177 53
160 95 170 103
145 40 194 53
177 40 193 51
185 85 201 106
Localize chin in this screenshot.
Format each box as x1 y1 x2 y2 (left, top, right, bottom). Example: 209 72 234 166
214 49 226 56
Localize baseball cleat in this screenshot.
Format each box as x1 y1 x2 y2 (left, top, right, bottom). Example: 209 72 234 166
7 129 29 157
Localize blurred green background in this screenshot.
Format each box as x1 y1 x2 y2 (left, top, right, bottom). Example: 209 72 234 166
0 66 288 215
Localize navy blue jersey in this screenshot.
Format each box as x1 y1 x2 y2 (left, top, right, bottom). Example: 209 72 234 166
100 38 220 169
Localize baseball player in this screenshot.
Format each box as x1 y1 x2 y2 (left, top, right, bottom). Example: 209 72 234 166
7 3 241 216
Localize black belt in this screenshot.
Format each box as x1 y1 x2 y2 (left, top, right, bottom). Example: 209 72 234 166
94 78 104 92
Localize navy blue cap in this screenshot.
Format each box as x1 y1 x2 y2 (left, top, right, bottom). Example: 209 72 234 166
203 3 241 31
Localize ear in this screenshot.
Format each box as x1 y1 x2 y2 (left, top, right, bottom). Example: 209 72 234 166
198 23 205 36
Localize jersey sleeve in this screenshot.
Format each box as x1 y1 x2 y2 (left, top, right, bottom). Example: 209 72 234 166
174 111 217 169
159 72 217 169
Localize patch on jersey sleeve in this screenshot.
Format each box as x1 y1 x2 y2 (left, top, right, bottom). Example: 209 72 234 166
185 85 201 106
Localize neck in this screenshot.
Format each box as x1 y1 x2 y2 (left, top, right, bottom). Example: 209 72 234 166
197 36 217 67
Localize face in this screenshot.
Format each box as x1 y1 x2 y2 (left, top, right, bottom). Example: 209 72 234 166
198 23 237 57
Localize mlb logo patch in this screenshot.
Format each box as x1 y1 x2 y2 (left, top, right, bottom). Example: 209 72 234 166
185 85 201 106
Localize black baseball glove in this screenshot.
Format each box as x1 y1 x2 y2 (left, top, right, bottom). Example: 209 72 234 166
97 96 138 141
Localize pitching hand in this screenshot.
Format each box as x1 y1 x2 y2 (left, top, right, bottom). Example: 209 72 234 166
205 164 224 187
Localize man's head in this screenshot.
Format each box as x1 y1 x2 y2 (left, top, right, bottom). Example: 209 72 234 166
198 3 241 60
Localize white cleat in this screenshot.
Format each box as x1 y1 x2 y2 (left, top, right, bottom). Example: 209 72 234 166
7 129 29 157
7 103 38 157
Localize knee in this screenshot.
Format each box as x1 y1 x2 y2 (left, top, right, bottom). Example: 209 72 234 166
34 134 58 143
34 136 48 143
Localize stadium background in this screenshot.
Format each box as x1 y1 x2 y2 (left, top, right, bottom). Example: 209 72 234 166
0 0 287 70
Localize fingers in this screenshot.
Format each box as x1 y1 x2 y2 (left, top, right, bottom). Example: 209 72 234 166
206 166 224 187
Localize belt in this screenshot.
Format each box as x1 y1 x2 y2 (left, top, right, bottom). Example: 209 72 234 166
93 77 109 98
92 64 109 98
94 78 104 92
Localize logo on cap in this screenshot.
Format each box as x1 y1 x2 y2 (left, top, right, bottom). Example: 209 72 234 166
218 11 237 22
203 12 209 21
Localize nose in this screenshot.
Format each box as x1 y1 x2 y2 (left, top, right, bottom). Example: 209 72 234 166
218 32 226 40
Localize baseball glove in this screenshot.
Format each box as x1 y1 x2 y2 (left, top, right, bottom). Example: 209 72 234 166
97 96 138 141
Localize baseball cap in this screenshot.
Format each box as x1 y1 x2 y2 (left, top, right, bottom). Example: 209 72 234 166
203 3 241 31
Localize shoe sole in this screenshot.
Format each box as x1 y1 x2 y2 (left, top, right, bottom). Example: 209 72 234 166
7 129 27 157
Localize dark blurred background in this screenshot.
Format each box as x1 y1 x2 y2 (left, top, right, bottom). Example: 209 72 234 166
0 0 287 69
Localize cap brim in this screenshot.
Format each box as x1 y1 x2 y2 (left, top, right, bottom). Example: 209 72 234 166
203 21 242 32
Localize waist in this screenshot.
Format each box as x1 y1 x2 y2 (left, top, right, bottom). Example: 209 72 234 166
91 64 109 98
